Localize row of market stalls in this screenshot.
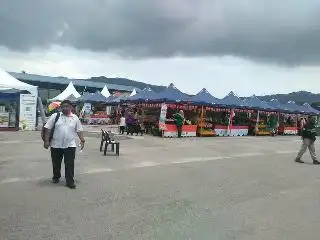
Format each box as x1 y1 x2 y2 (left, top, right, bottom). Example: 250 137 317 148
47 81 320 138
2 64 318 137
121 84 320 137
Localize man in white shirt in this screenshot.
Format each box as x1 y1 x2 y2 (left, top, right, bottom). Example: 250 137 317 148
43 100 85 189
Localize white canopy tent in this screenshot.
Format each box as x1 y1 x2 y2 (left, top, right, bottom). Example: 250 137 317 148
101 85 111 98
0 68 37 95
130 88 137 97
50 82 81 101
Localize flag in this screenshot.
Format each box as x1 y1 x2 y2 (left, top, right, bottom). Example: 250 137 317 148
227 109 235 135
255 110 260 133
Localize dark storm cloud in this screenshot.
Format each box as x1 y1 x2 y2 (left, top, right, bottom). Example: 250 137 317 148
1 0 320 64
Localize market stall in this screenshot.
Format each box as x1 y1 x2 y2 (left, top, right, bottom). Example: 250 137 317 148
212 92 250 136
135 102 198 138
0 68 38 130
77 91 112 124
212 109 250 136
162 104 198 137
136 84 197 138
278 115 298 135
190 89 219 137
244 96 278 136
277 101 300 135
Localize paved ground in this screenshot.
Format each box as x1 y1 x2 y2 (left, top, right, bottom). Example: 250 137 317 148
0 131 320 239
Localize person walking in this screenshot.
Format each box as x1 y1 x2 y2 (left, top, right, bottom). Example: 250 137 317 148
173 110 185 138
119 115 126 134
125 111 135 135
295 116 320 165
43 100 85 189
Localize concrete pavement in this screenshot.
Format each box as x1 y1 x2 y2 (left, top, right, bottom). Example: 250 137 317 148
1 132 320 239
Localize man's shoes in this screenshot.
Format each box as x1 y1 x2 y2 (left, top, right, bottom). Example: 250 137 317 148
295 159 304 163
52 178 60 184
66 183 76 189
313 160 320 165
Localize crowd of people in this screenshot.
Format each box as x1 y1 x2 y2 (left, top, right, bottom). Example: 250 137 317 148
119 108 145 136
118 108 187 138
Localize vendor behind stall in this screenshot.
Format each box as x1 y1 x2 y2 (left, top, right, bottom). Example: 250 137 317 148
173 110 185 138
268 115 278 135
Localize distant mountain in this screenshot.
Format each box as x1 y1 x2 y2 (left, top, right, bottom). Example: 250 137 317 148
88 76 166 92
257 91 320 107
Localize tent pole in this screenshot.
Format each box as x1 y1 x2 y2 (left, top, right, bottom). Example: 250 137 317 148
200 106 204 135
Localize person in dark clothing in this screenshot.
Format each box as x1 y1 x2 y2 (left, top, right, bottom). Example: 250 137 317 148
125 112 135 135
173 110 185 138
295 116 319 164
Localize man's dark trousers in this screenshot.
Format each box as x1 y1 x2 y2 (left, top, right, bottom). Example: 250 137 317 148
51 147 76 185
177 125 182 138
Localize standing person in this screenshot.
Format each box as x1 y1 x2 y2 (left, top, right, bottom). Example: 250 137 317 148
125 110 135 135
119 115 126 134
295 116 320 165
43 100 85 189
173 110 185 138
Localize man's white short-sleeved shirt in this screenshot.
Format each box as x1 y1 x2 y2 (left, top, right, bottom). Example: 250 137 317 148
44 113 83 149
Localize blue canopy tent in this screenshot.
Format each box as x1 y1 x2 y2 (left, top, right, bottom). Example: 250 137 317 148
105 95 117 103
219 91 248 108
299 103 320 115
77 91 108 103
268 99 287 112
108 95 129 104
281 101 301 113
149 83 190 102
191 88 221 105
243 96 276 111
127 88 155 101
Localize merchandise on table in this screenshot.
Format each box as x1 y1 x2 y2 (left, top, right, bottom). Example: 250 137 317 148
0 91 20 130
278 114 298 135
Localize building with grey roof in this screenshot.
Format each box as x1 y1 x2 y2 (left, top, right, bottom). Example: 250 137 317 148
9 72 137 101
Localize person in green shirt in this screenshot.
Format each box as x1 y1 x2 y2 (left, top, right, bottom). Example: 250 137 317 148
173 110 185 138
268 115 278 136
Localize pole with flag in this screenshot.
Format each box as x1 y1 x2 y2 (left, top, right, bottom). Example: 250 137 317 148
255 110 260 135
227 109 235 136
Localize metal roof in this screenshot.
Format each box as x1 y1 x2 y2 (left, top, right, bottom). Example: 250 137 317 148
9 72 137 92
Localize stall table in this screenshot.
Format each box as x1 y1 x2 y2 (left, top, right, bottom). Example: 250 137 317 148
82 112 111 125
162 124 197 138
278 126 298 135
214 125 249 137
197 123 216 137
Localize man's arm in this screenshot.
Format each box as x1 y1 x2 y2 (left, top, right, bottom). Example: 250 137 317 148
44 128 50 145
43 114 56 148
77 131 85 142
75 117 85 149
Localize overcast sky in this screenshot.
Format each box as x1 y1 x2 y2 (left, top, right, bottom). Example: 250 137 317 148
1 0 320 97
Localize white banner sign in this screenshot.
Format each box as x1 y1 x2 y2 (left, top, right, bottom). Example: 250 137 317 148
159 103 168 130
81 103 92 115
19 94 37 130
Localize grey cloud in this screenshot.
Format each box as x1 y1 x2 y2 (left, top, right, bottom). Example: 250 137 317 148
1 0 320 64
